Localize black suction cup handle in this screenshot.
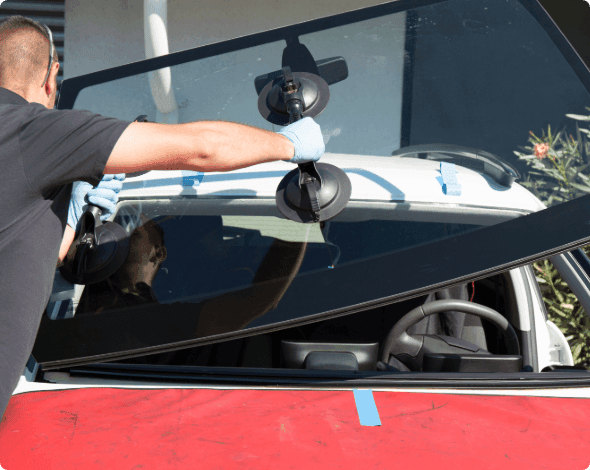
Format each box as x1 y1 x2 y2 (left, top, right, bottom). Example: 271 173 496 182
280 67 304 123
297 164 322 221
85 205 103 226
280 68 323 221
72 205 102 277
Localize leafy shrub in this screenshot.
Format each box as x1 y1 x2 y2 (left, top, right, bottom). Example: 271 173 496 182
533 249 590 367
515 110 590 366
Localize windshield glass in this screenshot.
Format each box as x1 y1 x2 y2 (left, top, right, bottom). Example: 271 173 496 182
38 201 494 365
39 0 590 367
62 0 590 171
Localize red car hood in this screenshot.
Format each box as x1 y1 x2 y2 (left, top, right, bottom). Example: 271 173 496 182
1 387 589 469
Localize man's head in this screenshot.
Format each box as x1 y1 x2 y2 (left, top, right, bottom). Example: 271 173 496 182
0 15 60 108
111 215 168 291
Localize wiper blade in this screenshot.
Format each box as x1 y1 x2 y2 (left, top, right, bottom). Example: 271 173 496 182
392 144 520 188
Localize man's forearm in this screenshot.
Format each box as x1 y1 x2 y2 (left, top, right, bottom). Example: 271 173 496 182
105 120 297 174
179 121 296 172
58 224 76 264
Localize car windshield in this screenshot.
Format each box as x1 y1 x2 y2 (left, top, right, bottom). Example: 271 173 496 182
36 0 590 368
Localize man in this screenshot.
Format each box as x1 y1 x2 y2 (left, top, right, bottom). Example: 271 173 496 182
0 15 324 420
75 214 168 316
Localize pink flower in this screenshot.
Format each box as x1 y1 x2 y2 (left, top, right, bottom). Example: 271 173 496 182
534 143 550 159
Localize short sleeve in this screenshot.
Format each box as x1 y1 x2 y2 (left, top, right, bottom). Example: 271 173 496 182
18 105 132 195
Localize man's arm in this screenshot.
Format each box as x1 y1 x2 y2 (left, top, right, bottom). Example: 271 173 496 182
104 120 301 174
58 225 75 263
58 175 125 263
58 118 323 262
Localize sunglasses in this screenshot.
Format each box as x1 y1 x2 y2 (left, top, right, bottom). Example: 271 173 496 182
41 24 55 87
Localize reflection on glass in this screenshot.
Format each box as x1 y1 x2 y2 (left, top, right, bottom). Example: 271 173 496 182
73 13 408 153
76 215 166 314
73 202 482 331
72 0 590 209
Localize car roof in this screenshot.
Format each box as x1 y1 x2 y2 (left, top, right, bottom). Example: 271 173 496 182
120 154 546 214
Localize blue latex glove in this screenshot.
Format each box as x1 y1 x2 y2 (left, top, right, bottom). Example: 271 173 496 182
277 117 325 164
67 174 125 229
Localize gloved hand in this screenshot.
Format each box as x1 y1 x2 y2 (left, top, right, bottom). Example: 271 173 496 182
67 174 125 229
277 117 325 164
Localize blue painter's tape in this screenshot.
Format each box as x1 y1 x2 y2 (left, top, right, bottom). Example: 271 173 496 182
440 162 461 196
353 389 381 426
182 171 205 187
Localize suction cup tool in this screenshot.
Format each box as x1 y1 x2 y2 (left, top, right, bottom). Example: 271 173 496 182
260 66 351 224
258 67 330 126
257 66 350 223
276 162 351 223
59 205 130 285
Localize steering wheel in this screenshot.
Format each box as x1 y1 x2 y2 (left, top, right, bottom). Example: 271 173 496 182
381 299 520 371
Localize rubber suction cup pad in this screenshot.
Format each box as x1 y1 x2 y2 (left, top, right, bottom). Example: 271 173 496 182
258 72 330 126
276 163 351 223
59 222 130 285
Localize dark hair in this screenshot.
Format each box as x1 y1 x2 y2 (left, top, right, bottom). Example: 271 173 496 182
0 15 58 87
138 214 166 248
144 219 166 248
0 15 49 40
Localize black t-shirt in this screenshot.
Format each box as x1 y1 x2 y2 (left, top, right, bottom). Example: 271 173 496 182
0 87 131 416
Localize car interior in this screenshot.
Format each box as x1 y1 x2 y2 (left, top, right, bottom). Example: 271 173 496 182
116 262 532 374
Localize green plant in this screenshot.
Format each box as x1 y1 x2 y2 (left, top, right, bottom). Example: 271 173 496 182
515 109 590 366
533 247 590 367
514 114 590 207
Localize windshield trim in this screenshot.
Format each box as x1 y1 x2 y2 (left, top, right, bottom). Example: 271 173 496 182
524 0 590 95
63 363 590 390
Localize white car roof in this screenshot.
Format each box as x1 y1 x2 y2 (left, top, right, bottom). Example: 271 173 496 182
120 154 546 213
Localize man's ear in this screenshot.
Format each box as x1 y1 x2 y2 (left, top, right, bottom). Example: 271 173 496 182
151 246 167 264
44 62 60 97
